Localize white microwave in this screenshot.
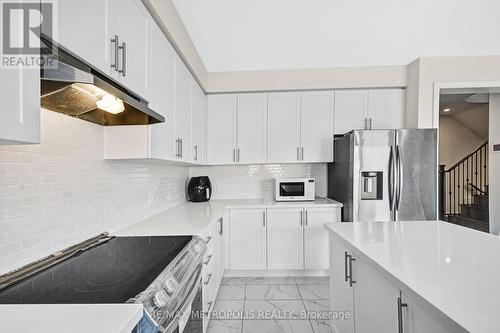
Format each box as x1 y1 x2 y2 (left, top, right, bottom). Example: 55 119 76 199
274 178 315 202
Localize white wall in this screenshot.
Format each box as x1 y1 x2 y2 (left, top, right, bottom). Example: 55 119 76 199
0 110 189 275
489 94 500 234
189 164 328 200
439 115 487 168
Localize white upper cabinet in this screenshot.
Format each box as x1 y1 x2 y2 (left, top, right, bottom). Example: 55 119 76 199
267 93 301 163
335 89 405 134
236 94 268 164
57 0 115 74
174 58 192 162
148 22 176 160
229 209 267 270
334 90 369 135
114 0 150 99
0 68 40 144
300 91 334 162
206 95 237 165
191 80 206 164
368 89 404 130
266 208 304 270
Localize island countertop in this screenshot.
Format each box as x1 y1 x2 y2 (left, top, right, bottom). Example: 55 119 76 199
325 221 500 333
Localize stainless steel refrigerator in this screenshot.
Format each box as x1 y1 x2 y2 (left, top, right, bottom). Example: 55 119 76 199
328 129 437 222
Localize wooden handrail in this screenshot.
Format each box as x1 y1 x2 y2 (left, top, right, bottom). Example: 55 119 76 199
445 141 488 172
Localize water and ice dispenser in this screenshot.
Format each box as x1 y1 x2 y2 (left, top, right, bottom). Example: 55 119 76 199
360 171 383 200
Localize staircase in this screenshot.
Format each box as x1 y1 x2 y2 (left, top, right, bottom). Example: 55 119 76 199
439 142 489 233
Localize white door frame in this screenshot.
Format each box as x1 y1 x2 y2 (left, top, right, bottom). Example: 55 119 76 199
432 81 500 228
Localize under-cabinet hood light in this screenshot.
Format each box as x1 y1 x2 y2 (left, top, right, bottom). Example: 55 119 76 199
96 94 125 114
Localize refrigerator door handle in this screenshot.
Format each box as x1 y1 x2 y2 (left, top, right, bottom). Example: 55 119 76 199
388 145 396 213
395 145 403 211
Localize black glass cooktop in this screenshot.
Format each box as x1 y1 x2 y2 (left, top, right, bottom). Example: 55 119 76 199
0 236 192 304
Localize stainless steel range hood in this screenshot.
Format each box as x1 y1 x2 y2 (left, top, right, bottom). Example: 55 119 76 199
40 36 164 126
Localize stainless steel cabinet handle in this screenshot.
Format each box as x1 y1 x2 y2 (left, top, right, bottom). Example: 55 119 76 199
344 251 349 282
110 35 119 71
204 255 213 266
369 118 373 130
180 138 183 158
233 149 236 163
205 236 212 244
262 211 266 227
204 273 213 285
305 210 308 226
397 296 408 333
300 211 303 226
297 147 300 161
301 147 304 161
176 138 182 158
364 118 368 130
349 256 356 287
219 218 223 235
237 148 240 163
118 42 126 76
194 145 199 161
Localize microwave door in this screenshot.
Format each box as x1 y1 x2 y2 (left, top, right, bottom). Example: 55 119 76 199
280 182 305 199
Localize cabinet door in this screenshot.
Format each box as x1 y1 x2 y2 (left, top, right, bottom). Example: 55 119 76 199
0 67 40 144
353 255 399 333
174 58 192 162
404 292 460 333
267 93 301 163
237 93 267 164
368 89 404 130
304 208 340 270
229 209 267 270
300 91 334 162
206 95 237 165
148 23 176 160
266 208 304 270
334 90 368 135
191 80 206 164
58 0 114 74
330 238 355 333
115 0 149 98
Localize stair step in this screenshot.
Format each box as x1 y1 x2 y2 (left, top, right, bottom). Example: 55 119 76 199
472 194 489 208
446 214 489 233
460 204 489 222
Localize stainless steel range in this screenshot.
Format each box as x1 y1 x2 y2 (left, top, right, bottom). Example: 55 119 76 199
0 233 206 333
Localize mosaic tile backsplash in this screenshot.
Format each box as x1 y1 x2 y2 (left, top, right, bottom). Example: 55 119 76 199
189 163 328 200
0 110 189 275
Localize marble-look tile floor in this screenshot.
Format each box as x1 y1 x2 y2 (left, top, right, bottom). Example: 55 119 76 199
207 276 331 333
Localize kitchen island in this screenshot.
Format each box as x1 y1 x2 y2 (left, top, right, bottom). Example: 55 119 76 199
325 221 499 333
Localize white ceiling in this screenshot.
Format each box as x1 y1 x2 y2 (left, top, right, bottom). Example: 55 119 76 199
172 0 500 72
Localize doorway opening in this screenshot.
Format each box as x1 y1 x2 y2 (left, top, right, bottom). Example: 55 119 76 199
438 92 489 232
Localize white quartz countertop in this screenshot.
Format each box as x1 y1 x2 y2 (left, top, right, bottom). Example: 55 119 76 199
0 304 143 333
325 221 500 333
116 198 342 237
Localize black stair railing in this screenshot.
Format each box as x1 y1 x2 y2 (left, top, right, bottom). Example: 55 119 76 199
439 141 489 219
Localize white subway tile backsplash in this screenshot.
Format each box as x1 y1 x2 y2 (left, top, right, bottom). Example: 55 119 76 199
0 110 189 275
189 163 328 200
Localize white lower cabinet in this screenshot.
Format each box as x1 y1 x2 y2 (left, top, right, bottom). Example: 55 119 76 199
228 206 340 271
229 209 267 270
201 215 226 333
304 208 340 270
330 236 465 333
266 208 304 270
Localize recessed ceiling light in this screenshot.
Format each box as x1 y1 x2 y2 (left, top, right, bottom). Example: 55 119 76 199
443 108 451 112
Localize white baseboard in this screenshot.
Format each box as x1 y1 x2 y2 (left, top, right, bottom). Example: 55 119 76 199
223 269 329 277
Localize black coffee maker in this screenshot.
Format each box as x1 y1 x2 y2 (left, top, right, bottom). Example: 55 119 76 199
187 176 212 202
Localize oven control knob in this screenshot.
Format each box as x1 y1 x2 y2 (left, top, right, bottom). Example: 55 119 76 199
163 277 179 295
153 290 170 308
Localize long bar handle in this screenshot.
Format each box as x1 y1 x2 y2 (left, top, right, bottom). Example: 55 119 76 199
348 256 356 287
194 145 199 161
110 35 119 71
369 118 373 130
305 210 308 226
219 217 223 235
395 145 403 212
297 147 300 161
397 296 408 333
388 145 396 214
262 211 266 227
344 251 349 282
301 147 304 161
118 42 126 76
